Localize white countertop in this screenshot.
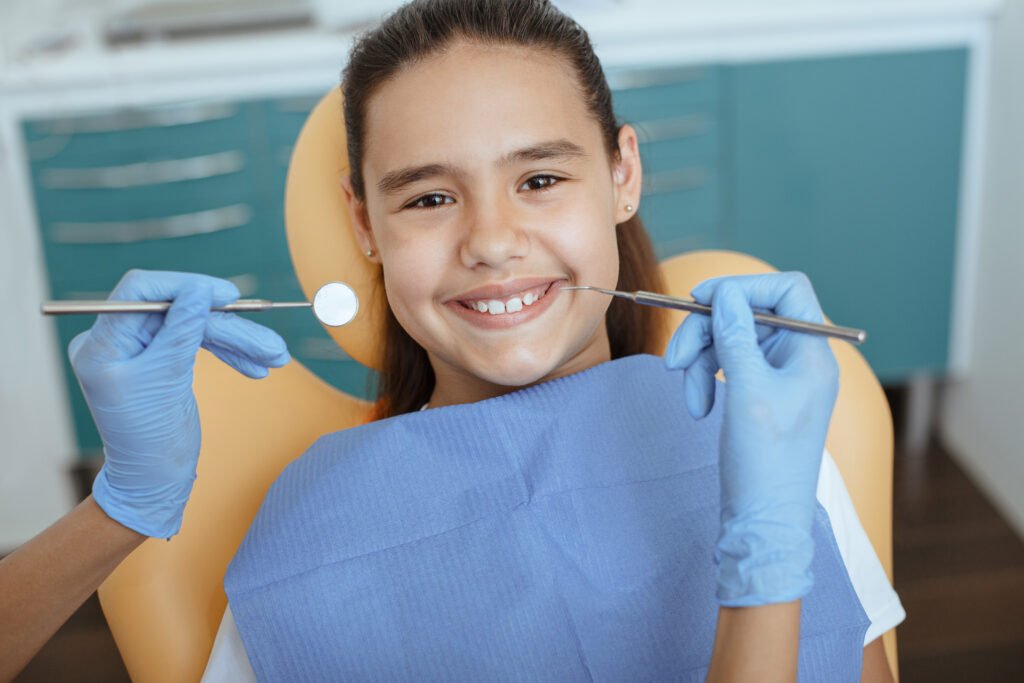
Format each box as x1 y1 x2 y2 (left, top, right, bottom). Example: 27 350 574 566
0 0 1003 101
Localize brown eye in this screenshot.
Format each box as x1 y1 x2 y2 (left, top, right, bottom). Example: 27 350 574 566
406 193 454 209
520 175 562 192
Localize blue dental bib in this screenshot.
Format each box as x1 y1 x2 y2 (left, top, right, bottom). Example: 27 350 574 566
225 354 869 681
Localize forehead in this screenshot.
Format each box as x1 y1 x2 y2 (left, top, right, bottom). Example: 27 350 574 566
362 41 603 176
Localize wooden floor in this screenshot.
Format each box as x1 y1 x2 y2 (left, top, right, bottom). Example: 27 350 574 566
893 443 1024 680
13 397 1024 681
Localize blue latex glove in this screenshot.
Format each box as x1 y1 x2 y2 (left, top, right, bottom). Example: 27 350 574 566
664 272 840 606
68 270 291 539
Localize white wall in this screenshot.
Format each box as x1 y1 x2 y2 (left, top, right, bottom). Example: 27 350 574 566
0 114 78 551
941 0 1024 538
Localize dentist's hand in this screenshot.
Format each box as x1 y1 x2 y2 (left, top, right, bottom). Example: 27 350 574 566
68 270 291 539
664 272 839 606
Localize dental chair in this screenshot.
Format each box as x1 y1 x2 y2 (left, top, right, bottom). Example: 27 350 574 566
97 89 899 681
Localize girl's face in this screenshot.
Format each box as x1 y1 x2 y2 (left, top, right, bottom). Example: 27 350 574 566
343 41 642 406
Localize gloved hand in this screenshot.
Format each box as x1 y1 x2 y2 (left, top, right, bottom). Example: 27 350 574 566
664 272 839 606
68 270 291 539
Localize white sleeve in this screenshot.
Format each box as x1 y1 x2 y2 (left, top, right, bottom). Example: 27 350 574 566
816 448 907 645
201 606 258 682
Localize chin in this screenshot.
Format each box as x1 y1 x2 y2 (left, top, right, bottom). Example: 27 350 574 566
466 345 563 388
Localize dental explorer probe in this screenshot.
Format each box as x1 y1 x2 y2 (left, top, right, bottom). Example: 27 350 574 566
562 286 866 345
41 282 360 328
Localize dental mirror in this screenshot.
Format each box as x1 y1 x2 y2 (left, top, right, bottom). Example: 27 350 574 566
311 281 359 327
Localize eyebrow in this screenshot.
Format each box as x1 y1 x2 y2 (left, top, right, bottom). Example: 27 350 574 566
376 138 587 196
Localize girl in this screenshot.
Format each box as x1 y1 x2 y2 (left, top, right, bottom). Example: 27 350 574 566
0 1 903 680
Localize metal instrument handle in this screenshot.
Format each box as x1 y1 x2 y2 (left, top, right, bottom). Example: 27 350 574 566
40 299 310 316
633 291 866 345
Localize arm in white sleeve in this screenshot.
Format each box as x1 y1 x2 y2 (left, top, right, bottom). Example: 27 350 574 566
816 449 906 645
201 606 257 682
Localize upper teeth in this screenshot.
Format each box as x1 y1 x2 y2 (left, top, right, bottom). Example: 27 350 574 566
469 288 546 315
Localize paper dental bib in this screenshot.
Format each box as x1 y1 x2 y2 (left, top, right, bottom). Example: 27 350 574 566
225 354 869 681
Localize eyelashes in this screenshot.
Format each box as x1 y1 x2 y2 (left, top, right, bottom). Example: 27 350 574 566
402 174 565 210
406 193 454 210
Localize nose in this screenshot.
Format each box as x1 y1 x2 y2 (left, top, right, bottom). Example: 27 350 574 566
459 205 529 269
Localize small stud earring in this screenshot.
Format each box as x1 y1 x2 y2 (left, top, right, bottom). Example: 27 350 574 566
365 248 375 258
625 203 634 212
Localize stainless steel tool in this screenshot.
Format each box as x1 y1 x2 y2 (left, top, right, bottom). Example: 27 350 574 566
41 282 360 328
562 285 866 345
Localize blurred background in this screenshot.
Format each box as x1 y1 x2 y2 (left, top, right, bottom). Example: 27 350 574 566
1 0 1022 680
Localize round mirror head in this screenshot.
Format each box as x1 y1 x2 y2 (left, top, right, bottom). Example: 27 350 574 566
312 281 359 327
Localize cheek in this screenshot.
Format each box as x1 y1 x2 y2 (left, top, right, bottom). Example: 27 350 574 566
545 206 620 286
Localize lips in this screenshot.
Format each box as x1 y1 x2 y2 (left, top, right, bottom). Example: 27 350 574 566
455 281 554 313
451 277 563 303
445 278 568 329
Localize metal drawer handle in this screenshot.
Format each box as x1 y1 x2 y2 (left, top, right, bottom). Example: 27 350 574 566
41 151 246 189
642 168 707 196
607 66 706 91
296 337 352 362
50 204 252 244
633 114 707 144
34 101 237 135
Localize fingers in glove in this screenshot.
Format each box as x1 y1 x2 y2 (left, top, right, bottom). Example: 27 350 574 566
204 341 272 379
202 313 290 369
691 272 824 325
665 310 773 372
710 281 768 380
684 347 719 419
92 271 241 359
665 310 712 371
145 283 215 362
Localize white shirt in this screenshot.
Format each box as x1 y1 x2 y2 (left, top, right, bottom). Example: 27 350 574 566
201 449 906 681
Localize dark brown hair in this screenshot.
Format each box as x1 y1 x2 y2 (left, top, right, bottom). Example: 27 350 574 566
341 0 665 418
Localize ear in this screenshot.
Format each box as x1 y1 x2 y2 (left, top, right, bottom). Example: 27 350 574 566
612 124 642 224
340 175 379 262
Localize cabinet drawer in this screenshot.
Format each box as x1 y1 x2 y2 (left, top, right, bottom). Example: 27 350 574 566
606 65 720 112
33 165 255 226
640 166 718 223
638 175 721 259
23 100 253 168
609 65 720 121
41 212 290 294
645 221 723 261
263 94 322 148
622 111 721 167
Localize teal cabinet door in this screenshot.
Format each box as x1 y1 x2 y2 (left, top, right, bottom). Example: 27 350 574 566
728 49 967 382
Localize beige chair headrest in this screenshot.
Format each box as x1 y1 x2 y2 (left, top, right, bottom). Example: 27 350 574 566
285 88 385 370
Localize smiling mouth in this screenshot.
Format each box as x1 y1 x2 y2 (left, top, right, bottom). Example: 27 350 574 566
454 281 558 316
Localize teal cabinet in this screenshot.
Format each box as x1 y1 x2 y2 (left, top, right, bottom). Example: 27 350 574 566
727 49 967 382
609 66 725 258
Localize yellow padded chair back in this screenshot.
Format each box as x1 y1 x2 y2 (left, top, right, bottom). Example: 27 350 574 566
97 89 897 680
